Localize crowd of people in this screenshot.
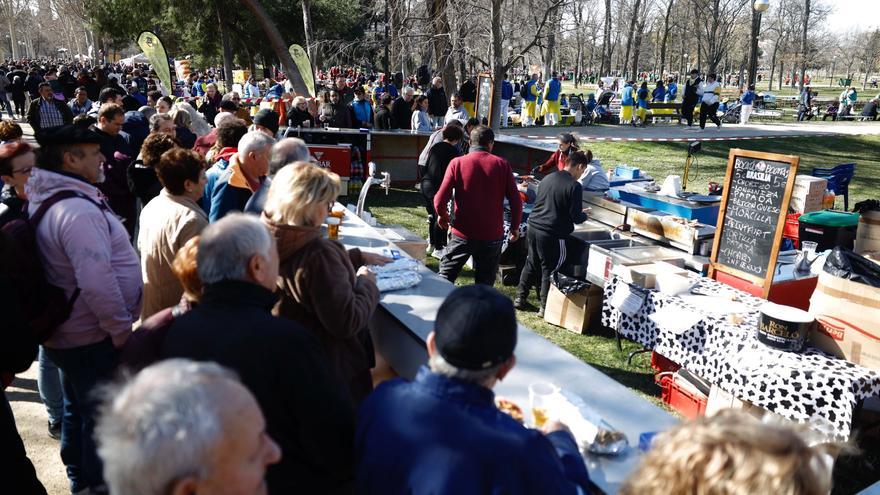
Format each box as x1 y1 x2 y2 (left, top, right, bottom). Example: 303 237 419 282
0 58 848 495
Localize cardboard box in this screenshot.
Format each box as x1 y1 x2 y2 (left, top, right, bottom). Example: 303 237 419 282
373 225 427 262
611 261 688 289
790 195 824 214
543 283 603 334
809 271 880 371
706 385 781 422
793 175 828 196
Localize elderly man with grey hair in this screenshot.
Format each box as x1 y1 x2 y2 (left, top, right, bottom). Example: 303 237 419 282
206 130 274 222
96 359 281 495
160 214 357 494
148 112 175 136
244 137 312 214
355 285 591 493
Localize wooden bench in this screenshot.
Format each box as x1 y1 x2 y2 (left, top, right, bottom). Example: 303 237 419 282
647 102 683 123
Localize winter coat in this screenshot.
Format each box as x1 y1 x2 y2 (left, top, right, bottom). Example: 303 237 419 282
26 168 142 349
263 217 379 404
137 190 207 319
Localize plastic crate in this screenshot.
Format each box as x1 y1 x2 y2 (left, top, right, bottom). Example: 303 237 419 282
650 352 680 384
614 165 641 179
783 213 801 249
659 373 708 419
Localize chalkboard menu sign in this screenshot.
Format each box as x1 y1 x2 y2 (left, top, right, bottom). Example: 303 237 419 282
709 149 799 296
475 73 494 126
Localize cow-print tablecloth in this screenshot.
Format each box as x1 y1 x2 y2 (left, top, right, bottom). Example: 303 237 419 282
601 275 880 440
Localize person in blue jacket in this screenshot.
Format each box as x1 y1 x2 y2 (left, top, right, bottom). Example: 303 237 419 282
665 76 678 102
739 84 757 124
636 81 650 126
355 285 591 495
652 80 666 102
619 80 635 124
500 73 514 127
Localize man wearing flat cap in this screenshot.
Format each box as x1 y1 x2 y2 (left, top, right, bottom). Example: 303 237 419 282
355 285 590 494
26 125 143 494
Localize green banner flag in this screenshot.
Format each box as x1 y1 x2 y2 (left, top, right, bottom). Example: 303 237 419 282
288 44 315 97
137 31 172 96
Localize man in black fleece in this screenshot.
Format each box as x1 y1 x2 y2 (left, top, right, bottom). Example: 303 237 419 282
514 150 591 316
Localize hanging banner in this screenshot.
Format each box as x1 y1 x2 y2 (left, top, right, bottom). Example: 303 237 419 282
137 31 172 96
288 44 316 97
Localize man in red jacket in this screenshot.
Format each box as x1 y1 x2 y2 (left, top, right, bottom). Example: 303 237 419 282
434 126 523 285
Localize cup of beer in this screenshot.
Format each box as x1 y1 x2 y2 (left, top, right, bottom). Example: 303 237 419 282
326 217 341 240
529 381 558 428
330 205 346 220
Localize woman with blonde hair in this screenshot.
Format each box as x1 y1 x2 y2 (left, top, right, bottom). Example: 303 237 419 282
287 96 315 128
620 410 838 495
262 162 379 403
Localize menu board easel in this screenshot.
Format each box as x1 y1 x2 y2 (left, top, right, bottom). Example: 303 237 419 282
708 149 799 298
474 72 494 127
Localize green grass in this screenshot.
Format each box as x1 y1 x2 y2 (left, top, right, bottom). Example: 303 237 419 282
367 186 662 403
582 135 880 208
364 134 880 407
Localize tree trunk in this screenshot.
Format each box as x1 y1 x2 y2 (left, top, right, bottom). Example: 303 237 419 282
622 0 642 80
798 0 810 92
490 0 504 130
778 60 783 91
301 0 315 73
601 0 612 75
427 0 455 94
631 17 646 79
240 0 309 94
828 60 835 85
768 41 779 91
659 0 674 76
216 6 235 90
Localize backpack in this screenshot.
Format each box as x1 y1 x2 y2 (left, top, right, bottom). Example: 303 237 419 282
1 190 108 343
520 81 530 99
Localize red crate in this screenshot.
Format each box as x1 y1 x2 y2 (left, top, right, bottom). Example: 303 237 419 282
659 373 707 419
650 352 680 376
783 213 801 248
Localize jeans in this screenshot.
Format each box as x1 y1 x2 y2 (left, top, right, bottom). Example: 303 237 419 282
0 92 13 118
699 102 721 128
421 190 447 251
1 390 47 495
45 338 119 494
516 229 567 310
438 234 503 285
38 346 63 424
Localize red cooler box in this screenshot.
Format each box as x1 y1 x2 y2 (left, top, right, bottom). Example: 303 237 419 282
308 144 354 196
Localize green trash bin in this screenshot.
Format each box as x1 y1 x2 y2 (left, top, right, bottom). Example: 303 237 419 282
839 78 852 87
797 210 859 252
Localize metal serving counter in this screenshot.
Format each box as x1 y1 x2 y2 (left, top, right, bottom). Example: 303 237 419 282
337 208 677 495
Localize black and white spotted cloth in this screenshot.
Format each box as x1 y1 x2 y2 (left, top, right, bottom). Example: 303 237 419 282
602 275 880 440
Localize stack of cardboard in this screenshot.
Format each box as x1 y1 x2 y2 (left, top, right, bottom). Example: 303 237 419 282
789 175 827 214
809 271 880 371
544 284 604 334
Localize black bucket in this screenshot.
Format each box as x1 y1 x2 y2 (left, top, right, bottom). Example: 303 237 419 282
757 303 814 352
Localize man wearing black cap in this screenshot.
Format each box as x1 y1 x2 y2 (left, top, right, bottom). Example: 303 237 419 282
252 108 280 138
27 125 142 494
355 285 590 494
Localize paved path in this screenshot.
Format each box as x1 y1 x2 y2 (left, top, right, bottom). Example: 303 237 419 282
8 362 68 494
499 120 880 143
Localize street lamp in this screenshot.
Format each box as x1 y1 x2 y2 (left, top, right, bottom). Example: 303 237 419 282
748 0 770 87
